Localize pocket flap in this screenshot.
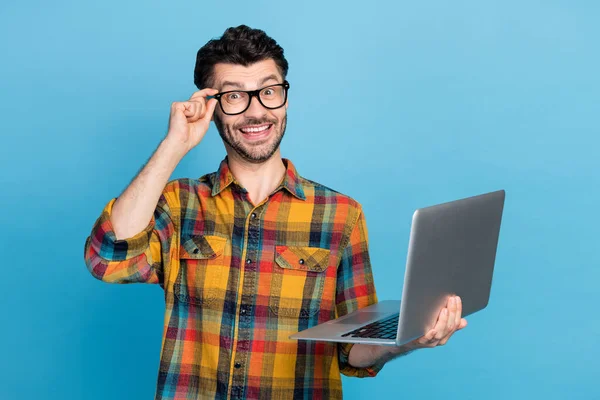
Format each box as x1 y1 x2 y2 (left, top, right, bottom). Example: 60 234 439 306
275 246 330 272
180 235 227 259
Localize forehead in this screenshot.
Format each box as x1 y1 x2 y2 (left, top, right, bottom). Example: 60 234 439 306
212 59 283 89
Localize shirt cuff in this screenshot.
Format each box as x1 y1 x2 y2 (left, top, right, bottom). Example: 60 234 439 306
338 343 386 378
89 198 156 261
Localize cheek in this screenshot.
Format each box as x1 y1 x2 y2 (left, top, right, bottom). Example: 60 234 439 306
220 115 241 131
274 110 287 124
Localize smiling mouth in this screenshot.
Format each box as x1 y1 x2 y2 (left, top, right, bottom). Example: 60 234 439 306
239 124 272 135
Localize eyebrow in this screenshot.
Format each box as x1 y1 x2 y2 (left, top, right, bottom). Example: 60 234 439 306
220 74 281 91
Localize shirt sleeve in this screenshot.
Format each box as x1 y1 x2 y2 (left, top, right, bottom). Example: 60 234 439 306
336 206 385 378
83 188 177 286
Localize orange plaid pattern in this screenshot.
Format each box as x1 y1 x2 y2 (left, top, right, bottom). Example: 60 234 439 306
84 158 382 399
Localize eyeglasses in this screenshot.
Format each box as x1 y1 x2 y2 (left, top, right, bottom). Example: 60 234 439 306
213 81 290 115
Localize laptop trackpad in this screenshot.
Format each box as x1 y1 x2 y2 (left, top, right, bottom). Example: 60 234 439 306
335 312 388 325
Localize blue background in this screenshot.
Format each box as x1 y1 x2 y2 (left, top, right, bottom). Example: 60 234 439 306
1 1 598 399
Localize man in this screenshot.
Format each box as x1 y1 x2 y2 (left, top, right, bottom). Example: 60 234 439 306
84 25 467 399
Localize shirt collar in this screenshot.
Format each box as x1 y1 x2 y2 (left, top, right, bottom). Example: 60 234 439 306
211 157 306 201
211 158 236 196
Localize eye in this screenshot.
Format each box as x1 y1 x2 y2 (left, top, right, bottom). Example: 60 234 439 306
225 92 243 102
262 87 275 97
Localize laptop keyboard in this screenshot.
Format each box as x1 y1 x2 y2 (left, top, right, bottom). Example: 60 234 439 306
340 313 399 339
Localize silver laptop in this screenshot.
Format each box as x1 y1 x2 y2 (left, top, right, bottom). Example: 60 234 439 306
290 190 505 346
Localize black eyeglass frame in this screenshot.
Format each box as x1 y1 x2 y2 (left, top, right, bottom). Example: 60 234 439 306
212 81 290 116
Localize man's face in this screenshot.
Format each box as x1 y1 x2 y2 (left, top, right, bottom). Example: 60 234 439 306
211 59 288 164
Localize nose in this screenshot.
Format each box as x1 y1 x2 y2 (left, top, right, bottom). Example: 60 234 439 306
243 94 267 119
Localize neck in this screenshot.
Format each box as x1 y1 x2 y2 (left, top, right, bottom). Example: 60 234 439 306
226 148 286 205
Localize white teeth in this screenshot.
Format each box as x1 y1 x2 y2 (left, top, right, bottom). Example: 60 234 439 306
241 125 270 133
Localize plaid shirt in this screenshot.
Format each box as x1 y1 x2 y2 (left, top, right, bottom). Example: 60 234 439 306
84 158 383 399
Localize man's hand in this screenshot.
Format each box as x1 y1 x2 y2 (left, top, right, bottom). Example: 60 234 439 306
400 295 468 353
166 88 219 154
110 88 219 239
348 295 468 368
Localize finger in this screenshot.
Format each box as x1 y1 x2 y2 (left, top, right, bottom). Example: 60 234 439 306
434 308 449 340
203 98 218 121
189 88 219 100
184 97 217 125
418 329 438 347
191 97 217 121
171 101 204 125
188 100 206 121
171 101 184 113
180 99 208 122
182 102 201 118
171 102 190 119
440 317 468 345
172 100 195 112
441 304 458 345
446 296 457 333
439 334 451 346
455 296 463 328
422 329 436 343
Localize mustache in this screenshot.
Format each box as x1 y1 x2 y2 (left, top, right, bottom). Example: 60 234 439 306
233 118 278 130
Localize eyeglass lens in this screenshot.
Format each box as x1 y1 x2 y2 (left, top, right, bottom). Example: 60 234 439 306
220 85 286 115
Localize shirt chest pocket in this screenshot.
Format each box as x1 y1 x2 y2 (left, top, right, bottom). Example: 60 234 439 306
174 235 229 307
269 245 330 319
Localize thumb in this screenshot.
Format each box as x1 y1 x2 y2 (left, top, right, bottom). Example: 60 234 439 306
204 98 218 121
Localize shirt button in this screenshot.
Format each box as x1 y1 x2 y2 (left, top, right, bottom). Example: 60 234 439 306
299 259 305 265
251 212 257 219
234 362 242 369
246 258 252 264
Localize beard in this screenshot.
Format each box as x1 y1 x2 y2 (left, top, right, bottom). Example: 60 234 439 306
213 113 287 164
